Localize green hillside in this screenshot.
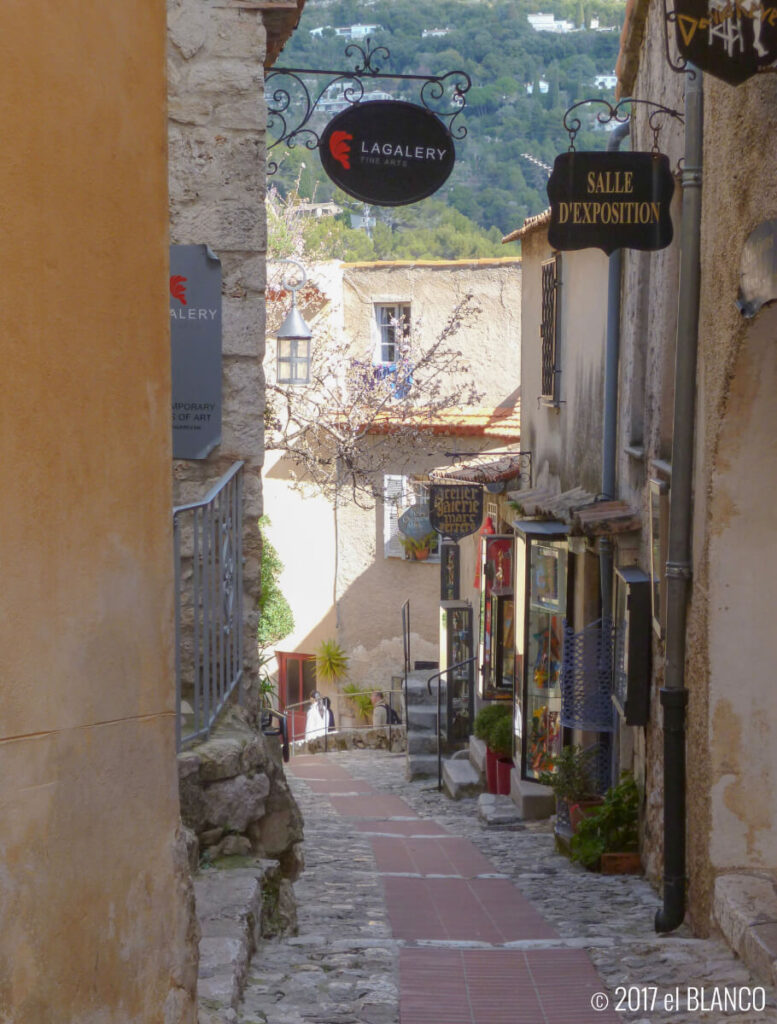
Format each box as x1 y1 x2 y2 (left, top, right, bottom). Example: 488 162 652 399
269 0 626 258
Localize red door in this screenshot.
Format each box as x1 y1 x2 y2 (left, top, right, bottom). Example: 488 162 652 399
278 652 317 744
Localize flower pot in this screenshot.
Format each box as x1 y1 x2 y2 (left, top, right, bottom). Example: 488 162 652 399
601 851 642 875
485 747 499 794
569 798 604 834
495 757 513 796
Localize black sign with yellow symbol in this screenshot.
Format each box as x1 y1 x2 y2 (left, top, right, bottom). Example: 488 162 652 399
673 0 777 85
547 150 675 255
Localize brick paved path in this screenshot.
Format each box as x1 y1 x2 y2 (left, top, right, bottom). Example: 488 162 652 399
238 750 777 1024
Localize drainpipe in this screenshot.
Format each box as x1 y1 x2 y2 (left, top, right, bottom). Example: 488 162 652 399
655 66 703 934
600 119 630 620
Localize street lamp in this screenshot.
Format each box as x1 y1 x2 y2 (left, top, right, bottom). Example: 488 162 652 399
276 259 312 385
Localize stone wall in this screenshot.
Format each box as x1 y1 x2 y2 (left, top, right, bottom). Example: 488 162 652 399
168 0 269 707
179 709 304 880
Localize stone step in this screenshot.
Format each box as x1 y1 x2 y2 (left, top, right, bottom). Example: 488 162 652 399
406 753 441 781
407 731 441 756
404 672 439 706
195 860 295 1021
406 706 444 733
442 759 483 800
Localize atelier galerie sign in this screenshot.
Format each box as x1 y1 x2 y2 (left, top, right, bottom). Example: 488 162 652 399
170 244 222 460
674 0 777 85
430 484 484 541
319 100 455 206
547 151 675 255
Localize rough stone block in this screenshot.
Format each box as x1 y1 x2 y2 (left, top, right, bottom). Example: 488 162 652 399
714 872 777 984
222 296 264 357
477 793 523 826
469 734 487 774
169 96 214 127
201 772 270 831
215 834 253 858
172 198 266 251
197 738 244 781
168 0 212 60
169 130 264 198
206 10 265 60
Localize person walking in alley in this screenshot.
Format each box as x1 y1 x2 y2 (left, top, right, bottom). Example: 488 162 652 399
305 690 327 740
371 690 400 726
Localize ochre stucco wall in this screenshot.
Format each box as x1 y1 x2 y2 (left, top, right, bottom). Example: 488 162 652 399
0 6 196 1021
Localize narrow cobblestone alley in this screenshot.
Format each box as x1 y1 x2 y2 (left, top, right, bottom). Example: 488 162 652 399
238 751 777 1024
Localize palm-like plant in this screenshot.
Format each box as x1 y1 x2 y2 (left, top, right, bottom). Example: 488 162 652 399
315 638 349 684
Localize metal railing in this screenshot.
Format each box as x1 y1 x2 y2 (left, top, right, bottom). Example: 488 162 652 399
282 687 405 753
174 462 244 751
427 657 477 792
401 599 411 717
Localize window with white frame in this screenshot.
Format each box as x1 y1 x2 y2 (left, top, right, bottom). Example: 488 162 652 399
383 474 440 562
374 303 411 365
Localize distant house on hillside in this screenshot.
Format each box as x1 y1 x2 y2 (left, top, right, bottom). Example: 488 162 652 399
527 13 575 32
310 23 383 40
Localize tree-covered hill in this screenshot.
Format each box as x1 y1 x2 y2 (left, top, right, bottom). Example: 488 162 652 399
269 0 626 258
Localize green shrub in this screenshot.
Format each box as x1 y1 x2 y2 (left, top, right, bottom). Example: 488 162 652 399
342 683 373 721
537 745 598 804
257 516 294 651
473 702 511 744
569 773 640 868
489 715 514 759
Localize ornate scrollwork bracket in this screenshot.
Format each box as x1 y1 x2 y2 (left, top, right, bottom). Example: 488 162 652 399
265 39 472 175
662 0 700 77
562 97 685 153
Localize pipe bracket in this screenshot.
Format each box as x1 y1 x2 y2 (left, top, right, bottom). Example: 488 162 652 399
665 560 692 580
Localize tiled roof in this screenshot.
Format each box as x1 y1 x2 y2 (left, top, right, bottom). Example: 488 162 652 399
369 404 520 438
261 0 308 69
429 453 526 484
502 209 551 245
507 487 641 535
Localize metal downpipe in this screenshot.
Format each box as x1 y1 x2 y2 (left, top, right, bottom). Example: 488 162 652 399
655 67 703 934
600 119 630 619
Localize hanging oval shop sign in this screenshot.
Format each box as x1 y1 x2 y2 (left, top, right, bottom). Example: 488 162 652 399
429 484 484 541
319 100 456 207
547 150 675 255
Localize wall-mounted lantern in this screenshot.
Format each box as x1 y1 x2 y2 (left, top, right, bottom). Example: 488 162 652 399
276 259 312 385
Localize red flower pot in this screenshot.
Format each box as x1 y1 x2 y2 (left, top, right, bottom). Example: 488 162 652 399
496 757 513 796
485 747 499 794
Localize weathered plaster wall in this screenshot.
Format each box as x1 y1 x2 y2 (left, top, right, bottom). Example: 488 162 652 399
168 0 268 702
0 5 197 1022
516 234 608 496
619 0 777 930
343 260 522 408
264 260 522 699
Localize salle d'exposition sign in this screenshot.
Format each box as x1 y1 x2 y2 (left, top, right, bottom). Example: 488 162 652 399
319 100 455 206
429 484 484 541
170 244 222 460
547 151 675 255
674 0 777 85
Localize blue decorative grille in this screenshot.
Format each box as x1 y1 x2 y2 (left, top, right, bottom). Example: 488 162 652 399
560 618 615 732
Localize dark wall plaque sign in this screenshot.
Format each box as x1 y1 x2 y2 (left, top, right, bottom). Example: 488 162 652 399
440 541 460 601
170 244 222 460
547 151 675 255
430 484 484 541
674 0 777 85
319 100 455 206
738 219 777 317
398 502 433 539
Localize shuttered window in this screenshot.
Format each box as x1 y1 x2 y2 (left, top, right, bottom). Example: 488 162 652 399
540 255 561 403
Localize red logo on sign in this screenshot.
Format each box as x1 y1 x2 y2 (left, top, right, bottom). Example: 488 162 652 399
329 131 353 170
170 275 188 305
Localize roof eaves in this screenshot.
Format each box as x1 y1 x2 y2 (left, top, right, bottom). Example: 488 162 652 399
502 209 551 245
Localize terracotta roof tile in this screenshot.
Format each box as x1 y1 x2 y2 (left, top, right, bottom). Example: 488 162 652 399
369 404 520 438
502 209 552 245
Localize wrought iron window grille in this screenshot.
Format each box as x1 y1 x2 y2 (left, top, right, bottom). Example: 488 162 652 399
560 617 616 734
265 40 471 175
540 254 561 404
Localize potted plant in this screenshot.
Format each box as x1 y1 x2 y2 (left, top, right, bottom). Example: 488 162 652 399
538 745 601 833
569 773 641 873
488 714 514 796
474 703 512 794
399 532 437 561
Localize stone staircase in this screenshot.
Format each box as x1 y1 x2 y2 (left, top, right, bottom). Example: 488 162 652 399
404 670 482 800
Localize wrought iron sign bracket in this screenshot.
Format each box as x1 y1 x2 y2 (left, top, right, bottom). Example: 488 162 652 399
265 40 471 175
662 0 699 77
562 97 685 154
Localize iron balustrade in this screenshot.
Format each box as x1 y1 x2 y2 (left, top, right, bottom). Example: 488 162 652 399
174 462 244 751
401 598 411 724
427 656 477 792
